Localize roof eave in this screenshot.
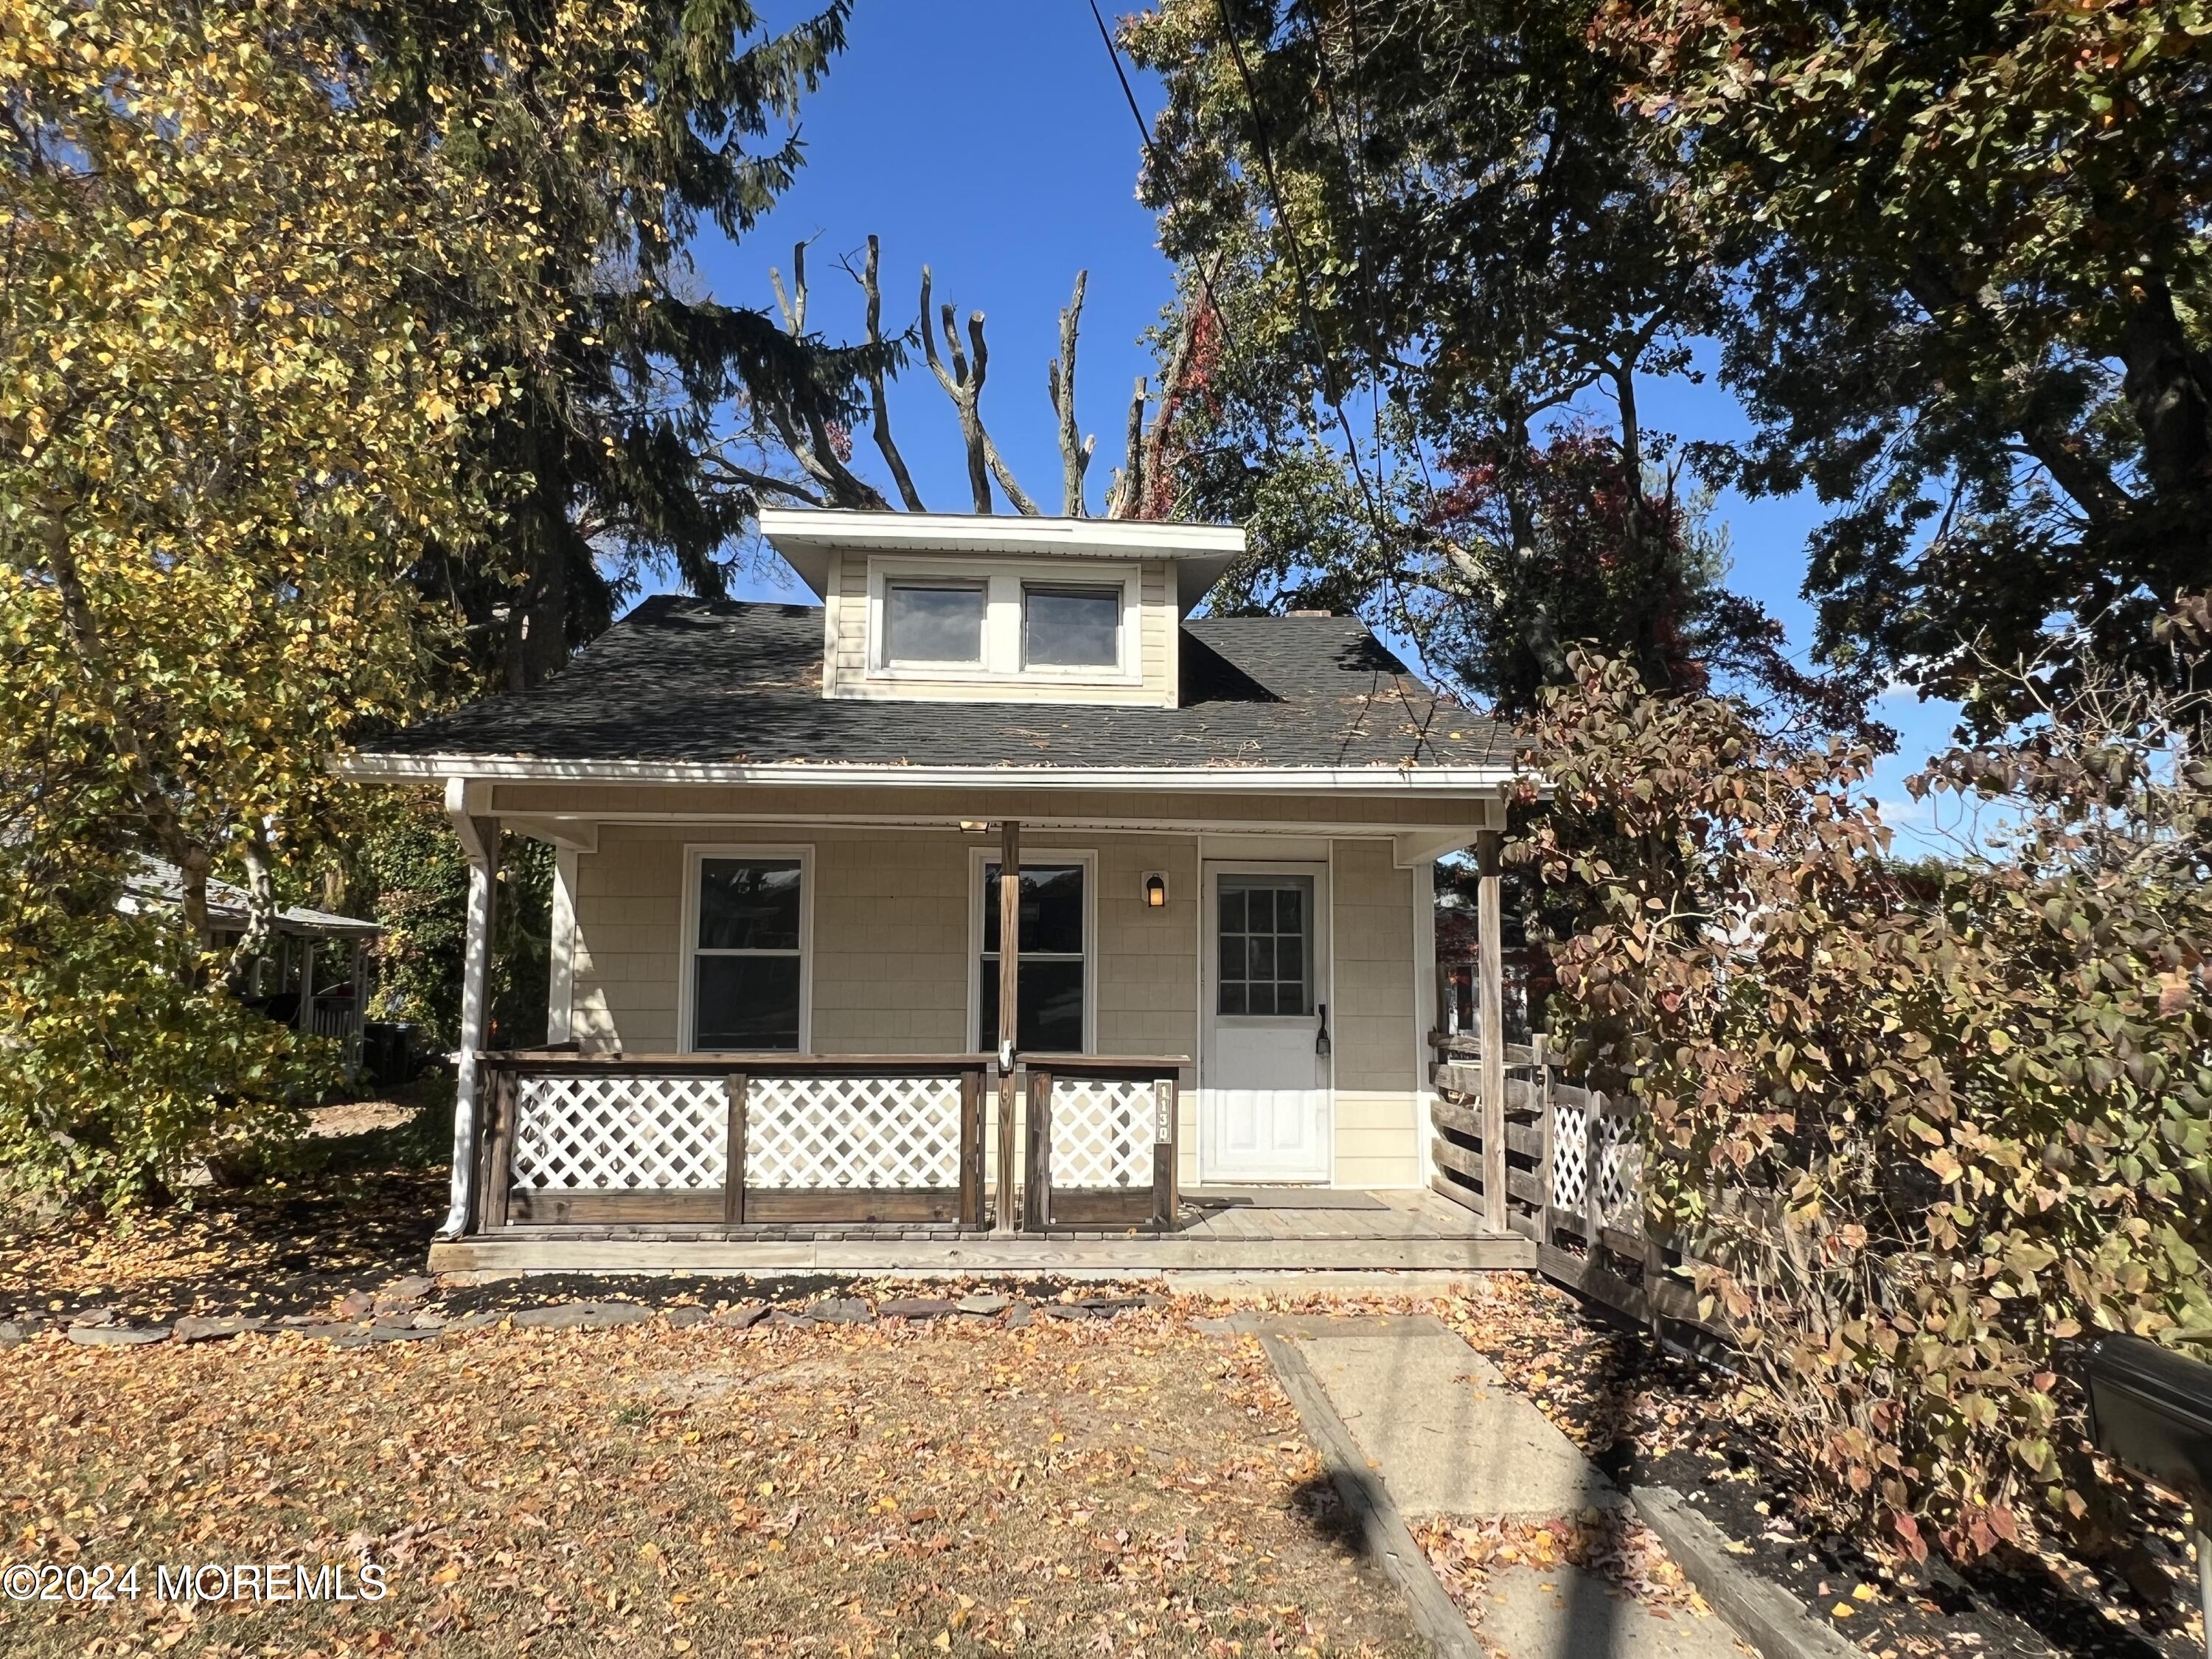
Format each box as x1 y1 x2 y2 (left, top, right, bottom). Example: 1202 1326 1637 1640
336 751 1526 798
763 509 1247 608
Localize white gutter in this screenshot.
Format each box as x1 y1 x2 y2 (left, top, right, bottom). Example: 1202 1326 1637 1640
338 752 1526 796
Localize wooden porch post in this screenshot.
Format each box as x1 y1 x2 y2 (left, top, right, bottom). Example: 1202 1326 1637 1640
1476 829 1509 1234
438 779 500 1241
994 818 1021 1234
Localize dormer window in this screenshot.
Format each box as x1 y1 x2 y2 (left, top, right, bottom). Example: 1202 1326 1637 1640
762 507 1245 709
1022 584 1121 670
886 580 986 667
861 556 1141 692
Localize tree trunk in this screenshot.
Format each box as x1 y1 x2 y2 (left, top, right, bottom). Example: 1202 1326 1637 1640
2121 276 2212 501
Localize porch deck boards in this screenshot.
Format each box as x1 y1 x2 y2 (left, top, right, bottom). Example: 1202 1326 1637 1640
428 1187 1528 1276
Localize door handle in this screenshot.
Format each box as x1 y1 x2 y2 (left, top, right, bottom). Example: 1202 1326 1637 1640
1315 1002 1331 1057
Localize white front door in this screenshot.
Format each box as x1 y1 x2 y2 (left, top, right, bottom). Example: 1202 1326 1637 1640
1200 863 1332 1182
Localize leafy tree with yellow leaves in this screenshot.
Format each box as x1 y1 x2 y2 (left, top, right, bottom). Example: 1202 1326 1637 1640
0 0 538 1203
0 0 860 1207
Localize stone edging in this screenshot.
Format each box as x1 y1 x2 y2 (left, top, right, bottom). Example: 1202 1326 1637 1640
1237 1315 1485 1659
1628 1483 1863 1659
0 1290 1171 1351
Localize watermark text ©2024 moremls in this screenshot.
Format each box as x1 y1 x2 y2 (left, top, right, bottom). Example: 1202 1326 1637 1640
4 1561 388 1605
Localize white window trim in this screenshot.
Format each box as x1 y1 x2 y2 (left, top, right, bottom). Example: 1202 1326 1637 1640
964 846 1099 1055
866 556 1141 688
678 844 815 1054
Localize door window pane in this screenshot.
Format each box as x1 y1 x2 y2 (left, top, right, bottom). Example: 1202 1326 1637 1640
698 858 801 950
695 956 801 1050
1217 874 1314 1017
886 582 985 665
1021 585 1120 668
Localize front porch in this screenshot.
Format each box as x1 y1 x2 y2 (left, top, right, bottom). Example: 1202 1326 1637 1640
430 1045 1529 1273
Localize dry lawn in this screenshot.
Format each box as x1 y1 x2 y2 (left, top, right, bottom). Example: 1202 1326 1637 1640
0 1309 1426 1658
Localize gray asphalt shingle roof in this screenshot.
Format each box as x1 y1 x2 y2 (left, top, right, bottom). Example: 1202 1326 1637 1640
358 597 1517 771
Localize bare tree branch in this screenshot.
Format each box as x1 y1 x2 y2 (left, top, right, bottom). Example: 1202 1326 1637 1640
1107 375 1147 518
762 241 888 511
698 445 824 507
919 268 1037 513
1048 270 1094 515
852 234 924 510
920 267 990 512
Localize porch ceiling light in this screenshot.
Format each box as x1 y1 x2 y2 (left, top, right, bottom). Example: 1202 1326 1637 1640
959 820 990 833
1143 871 1168 908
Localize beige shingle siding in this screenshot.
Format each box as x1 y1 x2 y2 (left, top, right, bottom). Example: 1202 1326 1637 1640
812 833 969 1051
1329 839 1422 1186
1092 837 1199 1058
569 824 1202 1062
563 823 1428 1190
1333 1092 1422 1189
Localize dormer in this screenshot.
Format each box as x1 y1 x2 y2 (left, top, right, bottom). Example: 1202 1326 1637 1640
760 509 1244 709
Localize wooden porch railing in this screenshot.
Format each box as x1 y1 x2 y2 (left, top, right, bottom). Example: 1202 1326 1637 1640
1019 1054 1183 1233
1428 1033 1725 1342
470 1049 1183 1236
473 1051 991 1231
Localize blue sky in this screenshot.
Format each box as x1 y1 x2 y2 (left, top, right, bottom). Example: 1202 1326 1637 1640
686 1 1964 849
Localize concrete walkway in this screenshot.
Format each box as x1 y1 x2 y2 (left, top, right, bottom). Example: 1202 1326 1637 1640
1270 1313 1751 1659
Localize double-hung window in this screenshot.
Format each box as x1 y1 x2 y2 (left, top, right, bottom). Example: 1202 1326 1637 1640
688 851 808 1051
976 858 1088 1054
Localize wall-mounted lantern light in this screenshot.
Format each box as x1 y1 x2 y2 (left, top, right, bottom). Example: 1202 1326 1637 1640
1142 871 1169 908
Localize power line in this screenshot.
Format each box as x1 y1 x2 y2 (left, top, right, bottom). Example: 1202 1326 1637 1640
1088 0 1419 641
1083 1 1239 400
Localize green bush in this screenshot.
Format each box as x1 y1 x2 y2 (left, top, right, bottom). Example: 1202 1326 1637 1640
0 869 333 1213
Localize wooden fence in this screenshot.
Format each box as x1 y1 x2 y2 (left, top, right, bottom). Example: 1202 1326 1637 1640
1428 1033 1728 1342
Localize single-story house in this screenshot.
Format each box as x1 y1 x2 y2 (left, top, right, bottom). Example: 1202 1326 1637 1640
341 512 1526 1256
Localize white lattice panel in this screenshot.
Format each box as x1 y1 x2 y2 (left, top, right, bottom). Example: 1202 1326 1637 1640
510 1075 726 1190
746 1074 964 1189
1550 1099 1591 1216
1050 1077 1156 1190
1593 1111 1639 1226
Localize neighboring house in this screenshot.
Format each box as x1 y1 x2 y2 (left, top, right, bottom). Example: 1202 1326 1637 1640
341 511 1528 1253
120 859 380 1070
1435 880 1552 1046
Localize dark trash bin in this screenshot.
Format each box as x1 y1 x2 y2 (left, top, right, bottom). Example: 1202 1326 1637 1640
360 1020 423 1090
2083 1333 2212 1655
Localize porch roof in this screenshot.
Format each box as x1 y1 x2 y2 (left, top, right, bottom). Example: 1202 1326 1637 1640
348 599 1522 782
119 858 381 939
